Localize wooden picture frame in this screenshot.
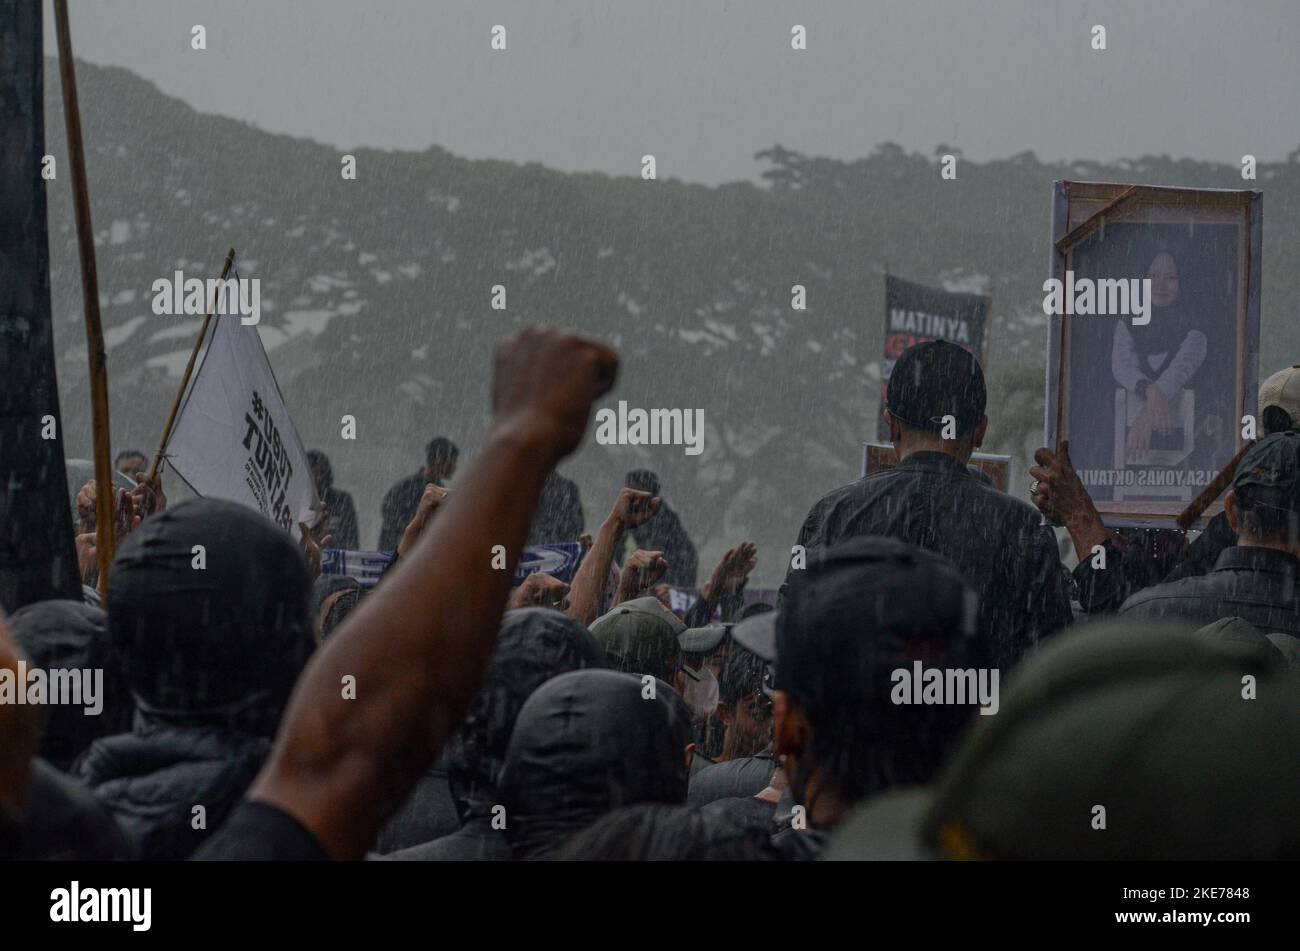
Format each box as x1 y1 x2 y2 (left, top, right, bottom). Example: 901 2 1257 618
1045 181 1262 527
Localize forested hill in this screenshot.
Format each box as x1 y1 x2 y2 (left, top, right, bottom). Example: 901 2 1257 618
43 59 1300 583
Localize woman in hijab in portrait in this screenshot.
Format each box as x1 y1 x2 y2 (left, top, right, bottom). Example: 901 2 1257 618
1112 249 1209 464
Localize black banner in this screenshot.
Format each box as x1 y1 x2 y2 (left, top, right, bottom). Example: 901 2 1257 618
0 0 80 610
877 275 991 441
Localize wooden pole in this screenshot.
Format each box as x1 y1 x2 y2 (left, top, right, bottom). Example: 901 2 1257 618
148 248 236 483
1176 440 1254 531
53 0 114 602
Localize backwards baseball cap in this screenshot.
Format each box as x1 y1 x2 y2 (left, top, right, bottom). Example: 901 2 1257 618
826 619 1300 860
885 340 987 436
589 596 686 681
1231 431 1300 508
731 536 981 700
1258 366 1300 431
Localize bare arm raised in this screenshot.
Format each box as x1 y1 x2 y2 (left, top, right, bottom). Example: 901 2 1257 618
247 328 617 859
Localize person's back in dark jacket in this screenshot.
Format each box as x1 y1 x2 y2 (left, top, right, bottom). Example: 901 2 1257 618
378 437 458 550
791 340 1072 670
1120 546 1300 634
369 763 460 854
321 486 359 550
791 451 1072 669
625 469 698 586
308 450 360 550
77 725 271 861
78 499 315 860
1121 433 1300 636
527 471 584 545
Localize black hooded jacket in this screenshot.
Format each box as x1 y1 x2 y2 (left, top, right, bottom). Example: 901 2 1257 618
498 669 693 859
7 599 132 772
384 608 606 860
78 499 315 860
76 723 270 861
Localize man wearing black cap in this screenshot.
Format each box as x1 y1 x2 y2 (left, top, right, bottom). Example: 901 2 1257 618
789 339 1072 669
1119 431 1300 634
734 536 987 852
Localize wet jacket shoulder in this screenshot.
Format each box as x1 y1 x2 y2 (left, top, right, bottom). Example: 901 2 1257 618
527 473 584 545
1071 528 1187 616
76 726 272 861
323 486 360 550
1162 510 1237 584
19 759 130 861
1119 546 1300 636
379 472 425 550
380 817 512 861
370 767 460 854
791 451 1072 667
688 754 776 806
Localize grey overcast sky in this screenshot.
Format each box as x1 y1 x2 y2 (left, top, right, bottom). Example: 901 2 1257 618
45 0 1300 184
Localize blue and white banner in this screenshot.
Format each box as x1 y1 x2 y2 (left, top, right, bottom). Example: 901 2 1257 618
321 542 587 590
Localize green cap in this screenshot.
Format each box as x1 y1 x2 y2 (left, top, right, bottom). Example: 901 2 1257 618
827 619 1300 860
589 596 685 681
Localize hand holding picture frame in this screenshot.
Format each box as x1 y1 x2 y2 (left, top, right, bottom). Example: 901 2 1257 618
1044 181 1262 528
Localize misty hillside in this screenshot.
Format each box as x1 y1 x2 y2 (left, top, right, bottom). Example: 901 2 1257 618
42 59 1300 586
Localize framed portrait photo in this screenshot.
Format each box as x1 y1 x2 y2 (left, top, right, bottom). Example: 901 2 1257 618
1045 181 1262 527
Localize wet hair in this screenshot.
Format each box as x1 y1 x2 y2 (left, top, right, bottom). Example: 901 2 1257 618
1235 485 1300 546
320 587 361 642
425 437 459 470
307 449 332 491
719 645 767 707
114 450 146 467
1261 405 1295 437
625 469 661 496
796 685 973 811
558 804 775 861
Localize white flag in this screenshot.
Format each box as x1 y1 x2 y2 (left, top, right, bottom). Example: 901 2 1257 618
167 312 319 535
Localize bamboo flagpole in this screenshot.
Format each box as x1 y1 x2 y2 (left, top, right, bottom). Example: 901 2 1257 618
148 248 237 483
53 0 114 602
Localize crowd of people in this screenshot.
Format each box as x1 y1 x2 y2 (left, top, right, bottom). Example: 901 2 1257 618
2 329 1298 862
